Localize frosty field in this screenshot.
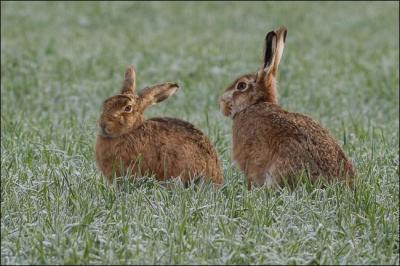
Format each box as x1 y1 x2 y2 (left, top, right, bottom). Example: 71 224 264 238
1 2 399 264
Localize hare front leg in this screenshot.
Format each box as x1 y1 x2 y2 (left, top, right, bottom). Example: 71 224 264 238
247 166 278 189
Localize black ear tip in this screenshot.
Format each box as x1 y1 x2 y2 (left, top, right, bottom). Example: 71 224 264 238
265 30 277 41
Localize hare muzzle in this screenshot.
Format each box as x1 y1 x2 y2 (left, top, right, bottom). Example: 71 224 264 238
220 99 232 117
220 91 234 117
99 122 111 138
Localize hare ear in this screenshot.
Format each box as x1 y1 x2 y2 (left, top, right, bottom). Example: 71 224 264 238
256 28 285 104
256 30 277 82
121 65 136 95
263 31 277 72
270 26 287 77
138 82 179 110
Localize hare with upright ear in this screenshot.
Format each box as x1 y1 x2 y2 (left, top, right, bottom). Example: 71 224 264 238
96 65 223 186
220 26 355 189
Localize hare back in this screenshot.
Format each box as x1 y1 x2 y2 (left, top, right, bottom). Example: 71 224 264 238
96 117 223 185
232 102 355 186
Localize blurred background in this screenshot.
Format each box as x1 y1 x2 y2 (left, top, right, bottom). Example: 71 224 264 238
2 2 399 154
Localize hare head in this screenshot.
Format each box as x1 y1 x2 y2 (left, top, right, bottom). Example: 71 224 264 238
98 65 179 138
220 26 287 118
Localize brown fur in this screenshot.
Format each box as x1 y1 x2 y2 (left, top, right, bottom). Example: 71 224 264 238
220 26 355 189
96 65 223 185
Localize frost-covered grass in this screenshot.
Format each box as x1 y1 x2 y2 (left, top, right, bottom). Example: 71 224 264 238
1 1 399 265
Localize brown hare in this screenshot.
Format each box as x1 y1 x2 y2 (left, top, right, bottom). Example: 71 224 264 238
96 65 223 186
219 26 355 189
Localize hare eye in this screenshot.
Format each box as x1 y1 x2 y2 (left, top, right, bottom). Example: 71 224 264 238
237 82 247 91
124 105 132 112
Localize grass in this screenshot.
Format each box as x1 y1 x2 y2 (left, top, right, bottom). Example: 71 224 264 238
1 1 399 265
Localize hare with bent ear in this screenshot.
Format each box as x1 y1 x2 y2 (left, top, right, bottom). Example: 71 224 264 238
220 26 356 190
96 66 223 186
